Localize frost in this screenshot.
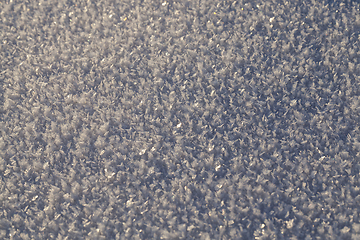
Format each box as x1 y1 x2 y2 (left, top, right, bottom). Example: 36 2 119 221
139 149 147 155
208 145 215 152
215 165 221 171
1 0 359 239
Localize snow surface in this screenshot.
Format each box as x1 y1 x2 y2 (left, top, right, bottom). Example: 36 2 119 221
1 0 360 239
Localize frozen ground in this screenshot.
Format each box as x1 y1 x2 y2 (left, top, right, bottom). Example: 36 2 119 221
1 0 360 239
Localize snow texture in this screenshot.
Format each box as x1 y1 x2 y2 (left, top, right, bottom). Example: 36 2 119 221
1 0 360 239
